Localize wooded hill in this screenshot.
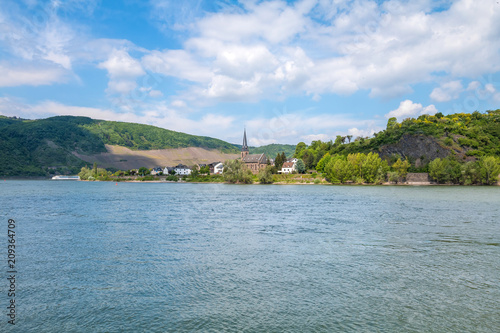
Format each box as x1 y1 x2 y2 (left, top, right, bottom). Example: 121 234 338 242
0 116 240 176
294 110 500 171
0 115 295 176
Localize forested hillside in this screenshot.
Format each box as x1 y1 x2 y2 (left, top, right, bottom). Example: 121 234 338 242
294 110 500 171
0 116 238 176
82 120 238 153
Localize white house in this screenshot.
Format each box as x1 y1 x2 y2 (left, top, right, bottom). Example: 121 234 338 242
174 164 192 176
163 166 175 175
150 167 163 175
214 162 224 174
280 161 296 174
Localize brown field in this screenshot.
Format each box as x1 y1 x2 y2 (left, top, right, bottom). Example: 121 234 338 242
74 145 239 169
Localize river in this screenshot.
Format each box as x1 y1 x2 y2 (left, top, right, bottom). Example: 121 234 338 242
1 181 499 332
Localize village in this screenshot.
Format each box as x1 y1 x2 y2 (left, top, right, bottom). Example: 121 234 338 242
143 129 299 177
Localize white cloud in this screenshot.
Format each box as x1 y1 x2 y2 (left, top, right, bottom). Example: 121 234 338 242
0 63 69 87
98 49 145 95
386 100 437 120
143 0 500 103
171 100 187 108
430 80 464 102
301 134 330 142
149 90 163 98
348 127 377 138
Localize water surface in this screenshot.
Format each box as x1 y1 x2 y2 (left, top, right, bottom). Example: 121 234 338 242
1 181 499 332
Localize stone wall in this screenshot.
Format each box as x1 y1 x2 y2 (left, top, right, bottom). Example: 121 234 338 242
406 172 431 184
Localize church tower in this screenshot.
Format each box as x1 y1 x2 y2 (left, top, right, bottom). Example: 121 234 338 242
241 128 249 159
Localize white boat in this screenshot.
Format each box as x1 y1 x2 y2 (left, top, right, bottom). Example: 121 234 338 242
51 175 80 180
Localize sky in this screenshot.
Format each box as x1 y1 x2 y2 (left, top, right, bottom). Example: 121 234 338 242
1 0 500 146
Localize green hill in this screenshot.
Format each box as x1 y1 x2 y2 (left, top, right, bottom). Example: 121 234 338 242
294 110 500 170
0 116 239 176
249 143 296 158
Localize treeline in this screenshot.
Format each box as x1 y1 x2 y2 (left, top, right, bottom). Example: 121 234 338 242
316 152 409 184
429 156 500 185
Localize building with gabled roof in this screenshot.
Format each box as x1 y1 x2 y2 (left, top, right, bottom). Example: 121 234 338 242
279 161 295 174
241 129 267 173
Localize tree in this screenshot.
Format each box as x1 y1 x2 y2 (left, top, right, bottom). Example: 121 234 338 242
138 167 150 176
302 150 315 170
274 152 285 171
223 159 253 184
429 158 446 183
479 156 500 185
326 158 351 183
280 152 287 165
190 165 199 178
334 135 344 146
361 152 385 183
93 162 97 178
347 153 366 179
258 165 274 184
386 117 398 130
199 165 210 175
316 153 331 173
392 158 411 180
294 142 307 157
295 159 306 174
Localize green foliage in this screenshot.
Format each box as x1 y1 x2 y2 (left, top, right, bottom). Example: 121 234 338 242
83 120 239 153
274 152 286 171
479 156 500 185
199 165 210 174
294 142 307 157
325 152 388 184
428 156 500 185
316 153 331 173
165 175 179 181
249 144 295 158
138 167 150 176
392 158 411 179
428 157 461 184
79 166 110 180
258 165 274 184
0 115 241 176
223 159 254 184
294 110 500 165
295 159 306 174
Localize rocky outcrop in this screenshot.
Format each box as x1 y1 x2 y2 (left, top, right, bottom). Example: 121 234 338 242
378 134 450 164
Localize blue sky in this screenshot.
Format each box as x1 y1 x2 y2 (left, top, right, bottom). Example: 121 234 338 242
1 0 500 146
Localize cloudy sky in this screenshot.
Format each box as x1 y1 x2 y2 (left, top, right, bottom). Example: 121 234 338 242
1 0 500 146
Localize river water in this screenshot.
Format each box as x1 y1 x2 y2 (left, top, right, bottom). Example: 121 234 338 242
1 181 499 332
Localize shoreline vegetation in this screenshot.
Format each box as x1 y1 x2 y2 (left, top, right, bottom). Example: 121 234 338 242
71 159 500 186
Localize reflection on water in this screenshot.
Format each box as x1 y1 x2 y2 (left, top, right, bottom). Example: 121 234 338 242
1 182 499 332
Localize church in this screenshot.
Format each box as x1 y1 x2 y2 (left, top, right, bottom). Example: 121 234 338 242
241 129 268 174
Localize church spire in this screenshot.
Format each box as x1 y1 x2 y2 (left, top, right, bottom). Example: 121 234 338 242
241 128 249 159
242 128 249 151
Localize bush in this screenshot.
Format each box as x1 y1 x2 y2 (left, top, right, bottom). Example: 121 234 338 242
258 165 274 184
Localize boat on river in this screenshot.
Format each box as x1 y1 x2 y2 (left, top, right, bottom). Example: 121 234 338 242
51 175 80 180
